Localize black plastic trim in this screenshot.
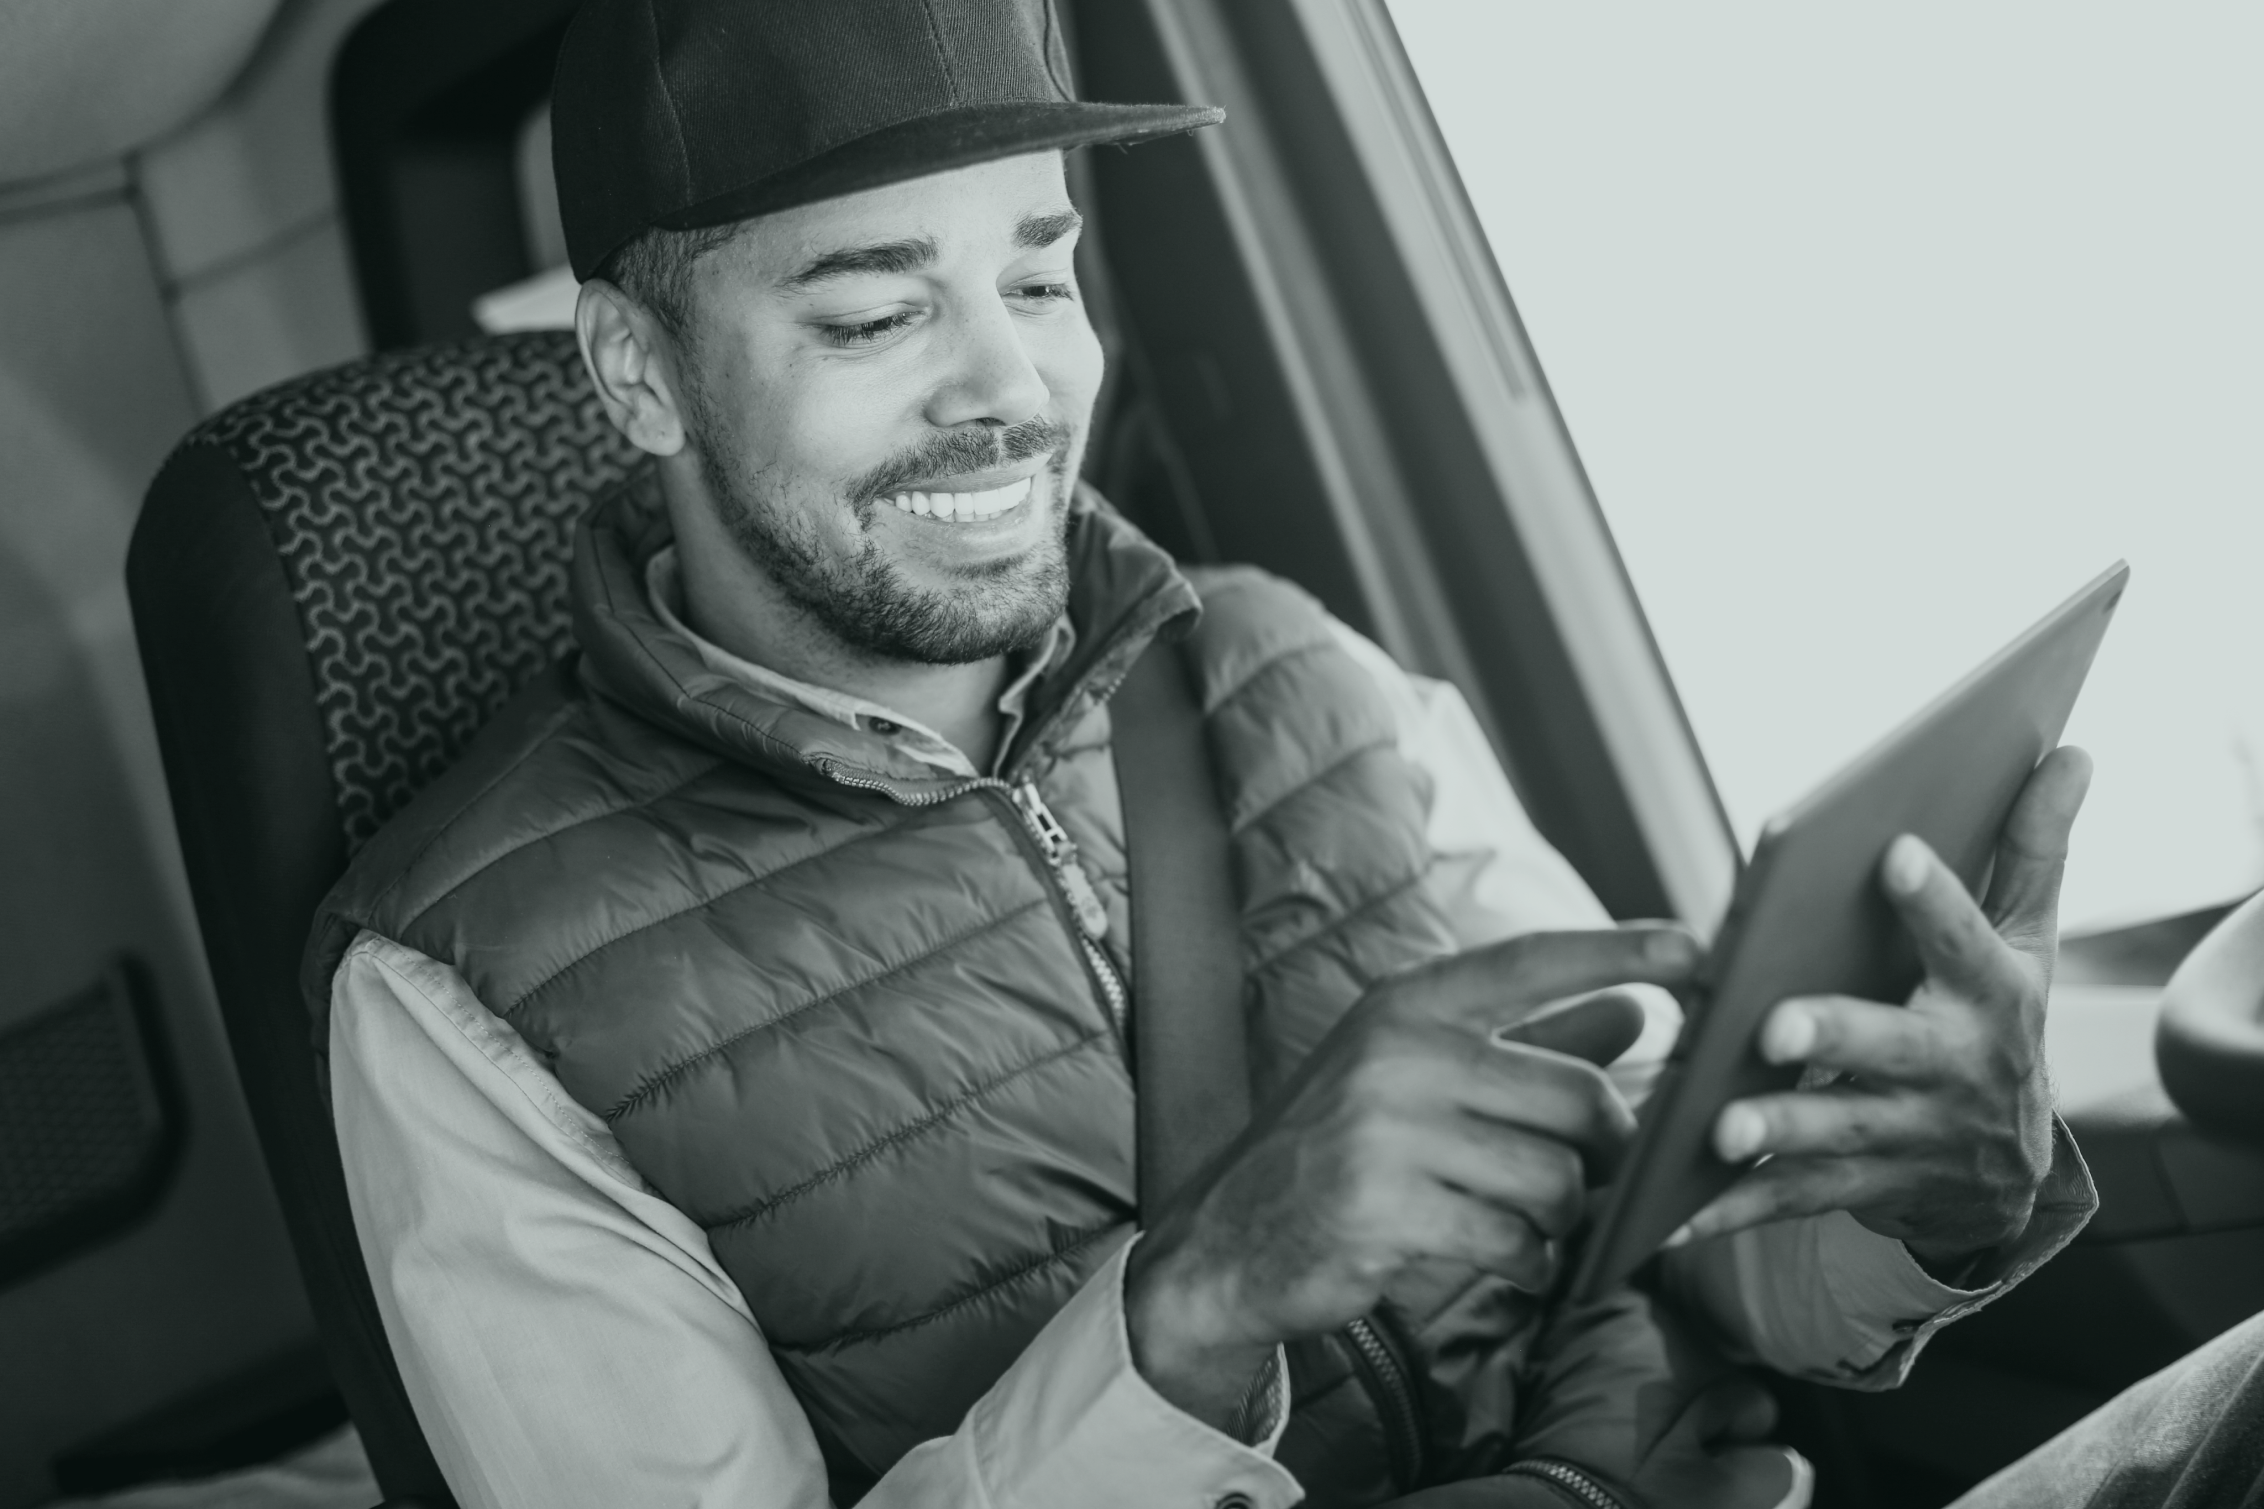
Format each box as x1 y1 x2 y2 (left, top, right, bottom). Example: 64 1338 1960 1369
332 0 579 349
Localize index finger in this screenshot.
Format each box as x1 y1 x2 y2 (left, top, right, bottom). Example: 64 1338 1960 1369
1380 924 1702 1034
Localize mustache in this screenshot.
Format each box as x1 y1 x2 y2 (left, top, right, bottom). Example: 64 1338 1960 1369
848 417 1075 502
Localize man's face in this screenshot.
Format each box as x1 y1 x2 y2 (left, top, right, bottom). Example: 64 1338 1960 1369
668 151 1103 665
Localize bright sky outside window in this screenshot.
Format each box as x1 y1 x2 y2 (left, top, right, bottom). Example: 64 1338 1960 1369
1384 1 2264 930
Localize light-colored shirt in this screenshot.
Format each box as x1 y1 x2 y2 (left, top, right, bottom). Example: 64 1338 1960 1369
330 558 2012 1509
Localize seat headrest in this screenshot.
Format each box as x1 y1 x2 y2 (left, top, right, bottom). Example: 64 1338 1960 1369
177 331 644 851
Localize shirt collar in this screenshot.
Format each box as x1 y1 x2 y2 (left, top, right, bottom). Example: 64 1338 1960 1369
643 546 1075 781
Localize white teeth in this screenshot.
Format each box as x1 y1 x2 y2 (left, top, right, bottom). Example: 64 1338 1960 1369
889 476 1038 523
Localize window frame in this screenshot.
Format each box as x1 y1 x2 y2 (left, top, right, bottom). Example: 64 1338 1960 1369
1074 0 1738 926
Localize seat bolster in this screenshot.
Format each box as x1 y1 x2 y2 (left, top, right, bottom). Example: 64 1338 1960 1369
127 440 454 1505
2156 892 2264 1148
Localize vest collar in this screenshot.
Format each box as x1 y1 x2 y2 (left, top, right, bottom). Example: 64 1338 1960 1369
571 464 1201 798
643 545 1076 781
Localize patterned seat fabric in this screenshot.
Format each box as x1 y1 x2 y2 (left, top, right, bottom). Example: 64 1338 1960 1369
185 332 643 853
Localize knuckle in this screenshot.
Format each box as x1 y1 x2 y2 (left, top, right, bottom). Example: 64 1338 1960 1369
1342 1106 1409 1172
1537 1144 1586 1232
1345 1047 1425 1114
1496 931 1545 973
1472 1209 1547 1285
1354 976 1413 1029
1560 1056 1618 1123
1838 1102 1885 1153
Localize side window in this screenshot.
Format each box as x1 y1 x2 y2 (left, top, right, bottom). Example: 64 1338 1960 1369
1386 3 2264 931
475 102 578 333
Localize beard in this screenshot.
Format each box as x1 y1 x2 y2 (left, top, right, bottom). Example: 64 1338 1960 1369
686 392 1078 667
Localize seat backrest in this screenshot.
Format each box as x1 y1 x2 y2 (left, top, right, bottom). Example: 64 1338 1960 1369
126 331 642 1503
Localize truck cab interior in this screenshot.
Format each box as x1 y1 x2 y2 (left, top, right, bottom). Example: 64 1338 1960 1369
2 2 2259 1507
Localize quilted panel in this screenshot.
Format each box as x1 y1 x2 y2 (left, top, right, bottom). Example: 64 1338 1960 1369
185 331 643 852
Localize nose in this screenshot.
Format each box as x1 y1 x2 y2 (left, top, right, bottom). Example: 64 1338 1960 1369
924 290 1049 432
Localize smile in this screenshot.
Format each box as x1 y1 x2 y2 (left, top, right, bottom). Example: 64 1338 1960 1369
885 475 1035 523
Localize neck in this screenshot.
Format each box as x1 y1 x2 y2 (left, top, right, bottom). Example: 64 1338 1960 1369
660 460 1011 770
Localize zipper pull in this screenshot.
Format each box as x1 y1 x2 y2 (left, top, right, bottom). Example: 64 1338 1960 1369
1013 782 1111 941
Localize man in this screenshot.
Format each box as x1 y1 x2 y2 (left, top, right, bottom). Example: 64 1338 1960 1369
312 2 2100 1505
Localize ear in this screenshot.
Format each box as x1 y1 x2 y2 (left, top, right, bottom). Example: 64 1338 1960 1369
575 280 689 457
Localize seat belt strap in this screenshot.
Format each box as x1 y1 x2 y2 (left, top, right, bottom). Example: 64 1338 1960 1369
1112 634 1252 1218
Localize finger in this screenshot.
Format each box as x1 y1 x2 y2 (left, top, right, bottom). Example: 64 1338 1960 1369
1676 1155 1882 1243
1880 835 2028 1008
1422 1184 1557 1291
1712 1085 1924 1163
1382 925 1702 1033
1756 994 1950 1083
1426 1125 1589 1237
1707 1446 1812 1509
1774 1447 1816 1509
1981 745 2094 948
1496 990 1648 1067
1452 1042 1638 1172
1689 1375 1778 1445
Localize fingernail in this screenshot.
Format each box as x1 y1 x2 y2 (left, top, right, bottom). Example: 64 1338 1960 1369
1644 927 1694 968
1717 1103 1765 1162
1663 1223 1694 1250
1887 835 1929 894
1763 1005 1815 1064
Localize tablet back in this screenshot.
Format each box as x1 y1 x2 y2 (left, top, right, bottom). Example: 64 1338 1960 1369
1572 562 2129 1302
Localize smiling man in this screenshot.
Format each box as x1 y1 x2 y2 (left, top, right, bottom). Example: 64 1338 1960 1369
308 2 2104 1507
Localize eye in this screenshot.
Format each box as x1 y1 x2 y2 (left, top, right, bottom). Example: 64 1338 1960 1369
1012 279 1077 307
818 310 920 347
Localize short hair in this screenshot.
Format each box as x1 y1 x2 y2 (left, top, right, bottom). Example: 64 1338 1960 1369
592 221 747 342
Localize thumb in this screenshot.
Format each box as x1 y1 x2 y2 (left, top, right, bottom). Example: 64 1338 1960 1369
1495 990 1648 1067
1981 744 2093 951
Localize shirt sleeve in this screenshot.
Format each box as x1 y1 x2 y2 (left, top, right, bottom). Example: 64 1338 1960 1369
330 930 1299 1509
1655 1118 2098 1390
1321 618 2094 1383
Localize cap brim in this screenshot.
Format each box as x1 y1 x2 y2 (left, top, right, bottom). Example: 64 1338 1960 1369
649 100 1223 241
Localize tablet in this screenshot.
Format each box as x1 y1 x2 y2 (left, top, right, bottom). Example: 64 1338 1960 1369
1570 561 2129 1303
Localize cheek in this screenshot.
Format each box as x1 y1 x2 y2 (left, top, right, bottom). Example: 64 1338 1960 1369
716 359 885 520
1038 310 1106 415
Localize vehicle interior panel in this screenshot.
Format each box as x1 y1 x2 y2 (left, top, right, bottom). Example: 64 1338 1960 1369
0 156 329 1507
332 0 580 350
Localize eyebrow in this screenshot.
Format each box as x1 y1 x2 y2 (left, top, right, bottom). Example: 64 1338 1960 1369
1016 208 1083 249
779 236 939 291
777 210 1084 292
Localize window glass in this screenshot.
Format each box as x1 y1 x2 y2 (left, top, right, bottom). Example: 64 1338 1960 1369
475 102 578 333
1385 2 2264 929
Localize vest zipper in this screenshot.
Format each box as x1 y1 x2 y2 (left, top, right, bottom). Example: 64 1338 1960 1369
1498 1459 1626 1509
1002 782 1130 1037
1344 1313 1425 1490
809 760 1130 1039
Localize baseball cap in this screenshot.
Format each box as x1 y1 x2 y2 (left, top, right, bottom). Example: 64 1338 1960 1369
551 0 1225 280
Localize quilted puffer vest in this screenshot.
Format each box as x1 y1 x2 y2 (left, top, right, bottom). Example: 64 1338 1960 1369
307 476 1553 1503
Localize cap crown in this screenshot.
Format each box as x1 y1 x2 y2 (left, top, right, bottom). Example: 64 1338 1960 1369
554 0 1081 276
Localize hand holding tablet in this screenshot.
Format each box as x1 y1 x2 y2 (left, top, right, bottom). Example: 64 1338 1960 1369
1572 562 2127 1301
